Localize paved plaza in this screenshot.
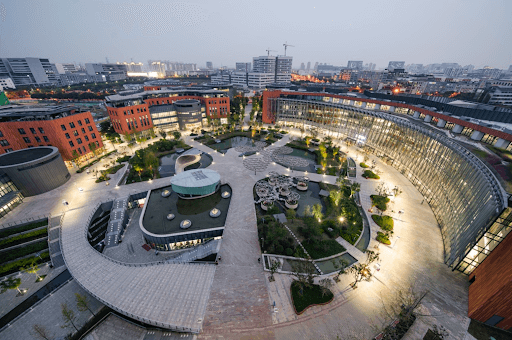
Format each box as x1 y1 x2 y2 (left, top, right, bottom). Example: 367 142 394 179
0 131 474 339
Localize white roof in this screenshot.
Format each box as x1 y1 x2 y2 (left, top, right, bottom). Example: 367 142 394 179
171 169 220 188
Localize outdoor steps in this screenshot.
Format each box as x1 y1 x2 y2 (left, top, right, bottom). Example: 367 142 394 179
166 239 221 263
104 196 129 248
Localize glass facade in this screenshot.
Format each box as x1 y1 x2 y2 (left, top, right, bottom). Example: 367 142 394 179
270 96 506 272
0 172 23 218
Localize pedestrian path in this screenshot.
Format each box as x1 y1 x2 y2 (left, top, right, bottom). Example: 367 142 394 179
335 237 365 262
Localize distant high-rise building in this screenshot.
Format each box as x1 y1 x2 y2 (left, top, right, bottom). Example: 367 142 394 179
118 62 143 73
306 62 311 71
508 65 512 72
300 63 305 70
55 63 78 74
235 62 251 72
251 55 292 85
388 61 405 71
314 62 318 71
85 63 128 81
347 61 363 70
206 61 213 69
0 58 61 87
150 61 166 75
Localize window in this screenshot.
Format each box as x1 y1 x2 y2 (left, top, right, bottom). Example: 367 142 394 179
23 137 30 143
38 127 45 134
43 136 49 142
30 128 36 134
91 133 96 139
18 128 26 135
73 130 78 136
88 126 93 131
0 130 3 137
82 146 86 153
85 118 90 124
61 124 66 131
77 138 82 144
78 120 82 126
65 133 70 139
35 136 41 143
69 141 74 147
69 122 75 128
5 148 13 152
81 128 85 134
78 148 82 154
84 135 89 141
0 140 9 146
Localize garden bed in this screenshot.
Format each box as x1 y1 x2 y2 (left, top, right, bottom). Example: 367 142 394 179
377 231 391 245
363 169 380 179
0 220 47 239
0 251 50 277
302 238 345 259
372 215 394 231
371 195 390 211
291 281 333 314
0 228 48 248
0 240 48 264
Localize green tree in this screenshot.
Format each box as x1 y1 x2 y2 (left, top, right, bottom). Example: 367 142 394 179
312 203 323 221
269 259 280 281
319 143 328 160
22 260 43 282
286 209 296 222
0 277 24 295
71 150 80 168
332 258 349 282
332 147 339 159
143 151 158 178
172 131 181 140
329 190 343 207
305 136 312 147
60 303 78 332
75 292 96 316
350 182 361 197
88 142 97 165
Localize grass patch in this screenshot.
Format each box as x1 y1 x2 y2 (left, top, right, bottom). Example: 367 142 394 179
371 195 390 211
0 220 47 239
291 281 333 314
0 228 48 248
302 239 345 259
377 231 391 245
360 162 369 168
363 170 380 179
96 164 125 183
116 155 131 163
372 215 394 231
0 240 48 264
0 251 50 277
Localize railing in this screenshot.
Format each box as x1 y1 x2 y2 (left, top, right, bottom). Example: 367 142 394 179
0 215 49 229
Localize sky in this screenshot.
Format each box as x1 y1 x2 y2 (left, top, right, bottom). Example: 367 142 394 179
1 0 511 70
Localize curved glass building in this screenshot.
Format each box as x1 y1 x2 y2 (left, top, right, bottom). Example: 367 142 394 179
263 91 508 274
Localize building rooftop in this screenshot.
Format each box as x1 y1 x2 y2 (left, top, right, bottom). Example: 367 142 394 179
171 169 220 189
0 146 55 167
0 105 80 121
105 88 228 104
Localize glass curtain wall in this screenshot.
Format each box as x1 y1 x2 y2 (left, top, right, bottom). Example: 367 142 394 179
271 97 505 272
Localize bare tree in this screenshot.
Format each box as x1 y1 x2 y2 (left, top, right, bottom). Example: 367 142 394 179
22 261 43 282
31 324 54 340
268 259 280 282
332 258 349 282
291 259 316 296
318 278 334 297
376 183 390 197
60 303 78 332
392 185 403 197
75 292 95 316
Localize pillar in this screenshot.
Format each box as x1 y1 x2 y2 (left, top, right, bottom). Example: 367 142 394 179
388 106 395 113
413 111 420 118
452 124 464 134
494 138 510 149
374 104 381 110
424 115 432 123
360 102 367 109
348 100 354 106
470 130 484 141
437 119 446 128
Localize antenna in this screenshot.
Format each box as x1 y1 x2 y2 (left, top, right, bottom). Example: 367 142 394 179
266 48 277 56
283 42 295 56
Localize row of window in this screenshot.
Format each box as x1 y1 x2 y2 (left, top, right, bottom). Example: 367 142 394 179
68 133 96 147
73 142 99 156
23 136 50 143
18 127 45 135
60 118 91 131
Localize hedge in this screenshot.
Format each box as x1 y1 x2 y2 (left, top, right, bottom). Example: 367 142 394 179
0 228 48 248
371 195 390 211
372 215 394 231
0 251 50 277
0 240 48 264
360 162 369 168
363 170 380 179
0 220 47 239
377 231 391 245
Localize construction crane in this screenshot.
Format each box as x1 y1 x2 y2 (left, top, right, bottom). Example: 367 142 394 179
266 48 277 56
283 42 294 56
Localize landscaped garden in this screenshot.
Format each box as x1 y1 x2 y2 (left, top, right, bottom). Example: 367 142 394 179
286 137 347 175
95 164 125 183
290 280 333 314
370 195 390 211
363 169 380 179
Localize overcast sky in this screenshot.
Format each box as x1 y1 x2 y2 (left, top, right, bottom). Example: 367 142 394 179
1 0 511 70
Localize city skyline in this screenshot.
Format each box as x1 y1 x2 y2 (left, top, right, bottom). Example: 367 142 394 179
1 0 511 69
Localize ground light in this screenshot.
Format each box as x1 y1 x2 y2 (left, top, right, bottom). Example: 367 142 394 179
339 216 345 222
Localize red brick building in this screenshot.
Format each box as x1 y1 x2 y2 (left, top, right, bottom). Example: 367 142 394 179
468 225 512 331
0 105 104 165
105 88 230 135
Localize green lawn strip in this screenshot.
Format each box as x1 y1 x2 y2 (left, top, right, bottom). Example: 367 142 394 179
377 231 391 245
0 220 48 239
96 164 125 182
363 170 380 179
360 162 369 168
0 228 48 248
370 195 390 211
371 215 394 231
116 155 131 163
0 240 48 265
0 251 50 277
291 281 333 314
302 238 345 259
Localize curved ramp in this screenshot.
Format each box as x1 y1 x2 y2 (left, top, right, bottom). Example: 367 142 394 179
175 150 202 174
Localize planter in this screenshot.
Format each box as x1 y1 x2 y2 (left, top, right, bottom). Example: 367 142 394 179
285 201 298 209
297 183 308 191
261 202 273 211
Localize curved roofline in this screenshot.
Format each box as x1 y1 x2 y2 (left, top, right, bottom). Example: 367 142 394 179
0 146 59 168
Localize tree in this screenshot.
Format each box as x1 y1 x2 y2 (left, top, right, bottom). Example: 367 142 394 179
60 303 78 332
392 185 403 197
305 136 312 147
319 143 328 160
268 259 280 281
31 324 54 340
71 150 80 168
291 259 316 296
172 131 181 140
376 183 390 197
332 147 339 159
286 209 296 222
318 278 334 297
348 263 370 288
22 260 43 282
329 190 343 207
75 292 95 316
299 126 305 138
88 142 97 166
365 250 380 265
0 277 24 295
133 163 143 181
312 203 323 221
332 258 349 282
159 130 167 139
143 151 158 178
350 182 361 197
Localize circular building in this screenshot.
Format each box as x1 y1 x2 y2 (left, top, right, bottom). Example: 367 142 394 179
170 169 220 199
0 146 70 196
175 99 202 130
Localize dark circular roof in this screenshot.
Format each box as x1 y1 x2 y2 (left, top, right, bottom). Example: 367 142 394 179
174 99 200 105
0 147 56 167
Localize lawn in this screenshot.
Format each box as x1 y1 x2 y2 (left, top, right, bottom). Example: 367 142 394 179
0 220 48 239
363 170 380 179
371 195 390 211
302 238 346 260
176 190 222 215
291 281 333 314
0 228 48 248
372 215 394 231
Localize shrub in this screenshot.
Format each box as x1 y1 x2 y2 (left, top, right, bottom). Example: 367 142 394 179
0 251 50 277
0 228 48 248
370 195 390 211
116 155 130 163
363 170 380 179
302 239 345 259
285 248 294 256
327 167 337 176
291 281 333 314
372 215 394 231
360 162 369 168
377 231 391 245
0 240 48 264
0 220 47 239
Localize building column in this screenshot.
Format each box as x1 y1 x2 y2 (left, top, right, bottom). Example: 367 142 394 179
360 102 367 109
413 111 420 118
388 106 395 113
424 115 432 123
374 104 381 110
348 100 354 106
494 138 510 149
471 130 484 141
437 119 446 128
452 124 464 134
